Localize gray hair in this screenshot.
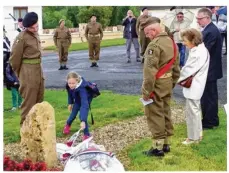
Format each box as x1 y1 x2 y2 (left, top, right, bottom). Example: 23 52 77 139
198 8 212 19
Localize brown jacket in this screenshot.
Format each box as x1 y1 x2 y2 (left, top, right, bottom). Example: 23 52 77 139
9 30 43 89
53 26 72 46
136 15 150 36
85 22 103 40
141 32 180 97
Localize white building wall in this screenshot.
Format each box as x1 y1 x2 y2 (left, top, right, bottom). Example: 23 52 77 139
3 6 43 46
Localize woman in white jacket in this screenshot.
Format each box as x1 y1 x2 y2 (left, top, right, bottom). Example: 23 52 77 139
177 28 210 145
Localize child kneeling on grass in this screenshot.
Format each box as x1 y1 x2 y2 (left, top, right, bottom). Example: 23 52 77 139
63 72 93 141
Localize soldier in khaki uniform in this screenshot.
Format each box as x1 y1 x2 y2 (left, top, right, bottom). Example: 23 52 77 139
136 7 151 63
53 19 72 70
141 17 180 156
85 14 103 67
9 12 44 126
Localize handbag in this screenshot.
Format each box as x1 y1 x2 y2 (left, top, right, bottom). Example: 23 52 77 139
178 75 195 88
178 52 209 88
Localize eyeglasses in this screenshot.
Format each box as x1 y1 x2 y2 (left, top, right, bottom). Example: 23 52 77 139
196 16 208 20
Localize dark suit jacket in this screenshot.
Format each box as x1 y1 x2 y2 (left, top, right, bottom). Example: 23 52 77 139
122 17 138 39
202 22 223 81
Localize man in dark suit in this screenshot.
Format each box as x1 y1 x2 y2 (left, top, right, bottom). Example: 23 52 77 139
122 10 141 63
196 8 223 129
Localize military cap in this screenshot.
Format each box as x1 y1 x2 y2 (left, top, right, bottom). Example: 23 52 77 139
141 7 148 12
18 18 23 22
141 17 161 29
22 12 38 28
59 19 65 25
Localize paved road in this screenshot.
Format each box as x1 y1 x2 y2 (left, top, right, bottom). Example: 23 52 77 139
42 45 227 105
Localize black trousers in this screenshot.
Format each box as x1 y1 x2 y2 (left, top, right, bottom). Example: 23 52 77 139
201 80 219 128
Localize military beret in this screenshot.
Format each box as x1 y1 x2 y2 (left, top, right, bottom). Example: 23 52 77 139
18 18 23 22
59 19 65 25
141 7 148 12
141 17 161 29
22 12 38 28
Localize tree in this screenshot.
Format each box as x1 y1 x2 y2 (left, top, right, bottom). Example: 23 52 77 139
77 6 113 28
42 7 73 29
66 6 79 27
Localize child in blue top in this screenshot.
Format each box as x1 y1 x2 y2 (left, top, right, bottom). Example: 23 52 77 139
63 72 93 140
5 63 22 111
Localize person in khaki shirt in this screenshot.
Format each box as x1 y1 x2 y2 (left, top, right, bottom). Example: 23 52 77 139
53 19 72 70
85 14 103 67
9 12 44 126
141 17 180 157
136 7 151 63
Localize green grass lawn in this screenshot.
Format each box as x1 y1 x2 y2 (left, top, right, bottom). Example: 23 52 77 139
3 88 143 144
119 108 227 171
3 88 226 171
44 38 125 51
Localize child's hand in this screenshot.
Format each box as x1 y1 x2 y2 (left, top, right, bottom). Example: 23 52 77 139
80 121 86 130
68 105 73 112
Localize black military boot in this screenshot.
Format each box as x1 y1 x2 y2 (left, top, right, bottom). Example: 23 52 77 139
63 65 69 70
143 147 164 157
90 63 95 67
162 144 170 153
136 58 141 62
58 66 64 70
127 58 131 63
94 62 99 67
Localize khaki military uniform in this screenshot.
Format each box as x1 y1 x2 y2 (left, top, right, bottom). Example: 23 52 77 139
142 32 180 147
136 15 151 56
53 26 72 64
9 30 44 125
85 22 103 62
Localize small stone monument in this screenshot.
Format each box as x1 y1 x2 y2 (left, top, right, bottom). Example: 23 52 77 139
20 101 57 168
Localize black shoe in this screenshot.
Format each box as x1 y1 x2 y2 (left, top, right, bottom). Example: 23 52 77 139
58 66 64 70
63 66 69 70
127 59 131 63
143 147 164 157
94 63 99 67
136 58 141 62
162 144 170 153
90 63 95 67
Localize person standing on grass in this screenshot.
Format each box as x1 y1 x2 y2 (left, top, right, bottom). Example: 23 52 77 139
9 12 44 126
178 28 210 145
5 63 22 111
141 17 180 157
197 8 223 129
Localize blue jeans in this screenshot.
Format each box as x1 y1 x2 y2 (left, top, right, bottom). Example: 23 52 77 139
177 43 186 67
66 101 91 136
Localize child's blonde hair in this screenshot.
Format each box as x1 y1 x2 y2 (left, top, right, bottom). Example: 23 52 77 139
66 72 81 83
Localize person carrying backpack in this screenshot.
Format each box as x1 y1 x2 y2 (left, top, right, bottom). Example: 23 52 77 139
63 72 100 141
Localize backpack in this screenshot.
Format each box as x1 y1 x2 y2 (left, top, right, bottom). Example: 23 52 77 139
85 81 100 98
